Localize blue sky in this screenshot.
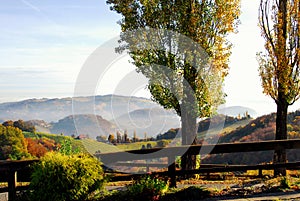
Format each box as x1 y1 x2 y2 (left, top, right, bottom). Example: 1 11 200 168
0 0 299 116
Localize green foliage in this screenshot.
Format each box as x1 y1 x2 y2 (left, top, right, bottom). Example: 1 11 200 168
280 176 291 189
0 124 29 160
101 176 168 201
127 176 169 199
156 140 169 148
107 0 241 170
30 152 105 201
107 0 240 118
59 139 80 155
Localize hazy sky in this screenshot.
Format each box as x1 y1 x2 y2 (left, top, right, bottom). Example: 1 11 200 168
1 0 299 116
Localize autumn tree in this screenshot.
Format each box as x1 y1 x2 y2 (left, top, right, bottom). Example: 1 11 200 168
108 134 115 143
123 129 128 143
116 131 122 143
133 130 138 142
107 0 240 170
3 119 36 133
2 120 14 127
0 125 29 160
257 0 300 176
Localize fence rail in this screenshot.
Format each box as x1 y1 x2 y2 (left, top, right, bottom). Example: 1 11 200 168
2 139 300 200
95 139 300 187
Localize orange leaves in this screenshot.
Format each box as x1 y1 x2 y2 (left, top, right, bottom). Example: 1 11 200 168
25 137 59 158
26 138 47 158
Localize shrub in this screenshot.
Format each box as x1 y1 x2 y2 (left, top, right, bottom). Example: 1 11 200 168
30 152 105 201
156 140 169 148
280 176 291 189
101 175 169 201
127 175 169 200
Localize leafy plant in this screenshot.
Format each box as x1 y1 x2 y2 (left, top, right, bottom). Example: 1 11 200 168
280 176 291 189
30 152 105 201
127 175 169 201
59 139 80 155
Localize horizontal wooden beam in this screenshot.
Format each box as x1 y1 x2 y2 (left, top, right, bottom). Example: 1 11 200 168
96 139 300 163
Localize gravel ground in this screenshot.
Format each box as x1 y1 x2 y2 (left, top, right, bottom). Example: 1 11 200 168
0 193 7 201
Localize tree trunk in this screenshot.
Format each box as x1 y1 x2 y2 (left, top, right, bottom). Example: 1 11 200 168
274 95 288 176
181 111 197 171
181 78 198 172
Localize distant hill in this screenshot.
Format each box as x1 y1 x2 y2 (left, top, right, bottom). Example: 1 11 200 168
202 110 300 165
0 95 159 122
113 107 180 137
50 114 116 139
156 114 252 141
26 120 51 133
217 106 257 118
0 95 180 139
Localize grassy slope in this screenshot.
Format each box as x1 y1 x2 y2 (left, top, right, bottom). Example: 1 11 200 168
116 141 158 151
198 119 252 138
81 139 120 154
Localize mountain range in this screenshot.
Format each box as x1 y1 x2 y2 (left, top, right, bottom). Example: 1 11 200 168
0 95 257 139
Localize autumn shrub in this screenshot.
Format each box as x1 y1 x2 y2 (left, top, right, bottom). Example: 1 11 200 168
25 138 47 158
30 152 105 201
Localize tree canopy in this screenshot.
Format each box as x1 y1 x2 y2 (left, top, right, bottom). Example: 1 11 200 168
0 124 29 160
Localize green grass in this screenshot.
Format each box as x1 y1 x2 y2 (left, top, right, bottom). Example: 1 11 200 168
116 141 158 151
81 139 120 154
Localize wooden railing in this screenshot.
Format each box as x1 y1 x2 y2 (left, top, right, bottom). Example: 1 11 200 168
2 139 300 200
95 139 300 187
0 159 38 201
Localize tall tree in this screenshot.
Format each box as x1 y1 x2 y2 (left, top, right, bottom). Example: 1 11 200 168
257 0 300 175
107 0 240 170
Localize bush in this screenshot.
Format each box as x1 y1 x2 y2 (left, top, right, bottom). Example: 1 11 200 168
30 152 105 201
100 175 168 201
126 175 169 201
156 140 169 148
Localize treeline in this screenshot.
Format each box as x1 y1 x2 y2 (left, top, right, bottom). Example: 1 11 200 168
2 119 36 132
98 130 156 144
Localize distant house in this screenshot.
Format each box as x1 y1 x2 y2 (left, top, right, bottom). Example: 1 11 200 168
76 134 88 140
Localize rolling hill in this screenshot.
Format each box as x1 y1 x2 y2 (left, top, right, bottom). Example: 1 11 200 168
50 114 116 139
202 110 300 165
112 107 180 137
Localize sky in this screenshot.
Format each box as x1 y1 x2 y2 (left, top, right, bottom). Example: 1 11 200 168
0 0 300 116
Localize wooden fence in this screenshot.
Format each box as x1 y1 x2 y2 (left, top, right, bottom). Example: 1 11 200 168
95 139 300 187
2 139 300 200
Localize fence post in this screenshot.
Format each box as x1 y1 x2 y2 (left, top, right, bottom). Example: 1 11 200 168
8 170 17 201
168 156 176 188
258 168 263 177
